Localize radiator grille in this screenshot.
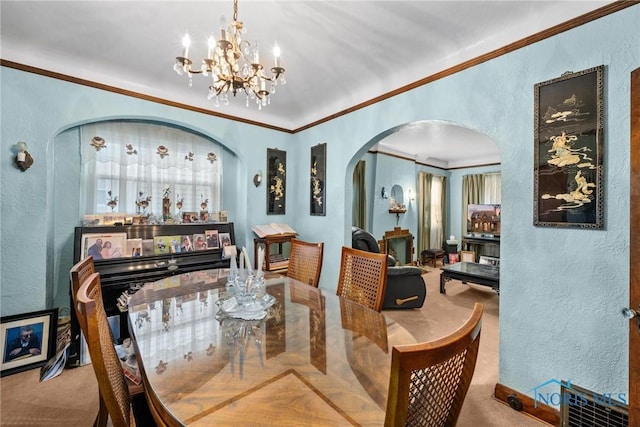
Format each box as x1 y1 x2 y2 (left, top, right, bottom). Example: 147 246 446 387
561 382 628 427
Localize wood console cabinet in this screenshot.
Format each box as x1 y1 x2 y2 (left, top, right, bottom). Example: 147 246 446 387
67 223 235 367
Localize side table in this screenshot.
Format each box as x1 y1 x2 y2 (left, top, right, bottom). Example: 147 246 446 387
253 234 296 272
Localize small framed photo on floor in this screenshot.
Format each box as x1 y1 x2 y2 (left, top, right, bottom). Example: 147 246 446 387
1 308 58 377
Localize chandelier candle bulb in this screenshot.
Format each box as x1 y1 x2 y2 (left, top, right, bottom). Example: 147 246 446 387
253 42 259 63
207 35 215 59
220 15 227 40
181 33 190 59
273 44 280 67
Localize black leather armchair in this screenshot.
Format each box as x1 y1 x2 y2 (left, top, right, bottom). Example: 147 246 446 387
351 227 426 309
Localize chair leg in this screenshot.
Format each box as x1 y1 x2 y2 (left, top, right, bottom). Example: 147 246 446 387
93 394 109 427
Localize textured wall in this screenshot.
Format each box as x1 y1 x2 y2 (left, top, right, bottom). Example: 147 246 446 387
1 4 637 403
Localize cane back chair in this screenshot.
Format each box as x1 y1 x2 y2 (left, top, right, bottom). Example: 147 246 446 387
73 272 154 427
336 246 388 312
286 239 324 287
385 303 484 426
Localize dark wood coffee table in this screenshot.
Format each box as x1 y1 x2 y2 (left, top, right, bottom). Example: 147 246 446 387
440 262 499 294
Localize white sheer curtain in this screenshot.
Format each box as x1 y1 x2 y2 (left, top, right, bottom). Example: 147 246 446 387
483 172 501 204
429 176 445 248
80 121 222 216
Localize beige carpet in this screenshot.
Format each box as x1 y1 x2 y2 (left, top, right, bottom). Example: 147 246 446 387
384 268 547 427
0 268 547 426
0 362 98 426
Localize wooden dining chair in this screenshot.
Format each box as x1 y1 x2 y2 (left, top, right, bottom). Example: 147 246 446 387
70 256 96 332
70 256 109 427
384 303 484 427
70 256 146 427
73 272 155 427
336 246 388 312
286 239 324 287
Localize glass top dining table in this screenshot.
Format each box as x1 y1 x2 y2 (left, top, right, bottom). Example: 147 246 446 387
127 269 417 426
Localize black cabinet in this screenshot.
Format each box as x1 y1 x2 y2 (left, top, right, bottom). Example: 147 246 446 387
67 223 235 367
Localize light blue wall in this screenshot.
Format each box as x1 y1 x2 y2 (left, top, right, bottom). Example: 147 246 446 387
290 6 637 400
1 4 637 404
1 70 293 314
369 154 418 246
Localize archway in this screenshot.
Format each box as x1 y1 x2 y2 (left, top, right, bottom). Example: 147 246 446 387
345 119 505 424
346 119 500 249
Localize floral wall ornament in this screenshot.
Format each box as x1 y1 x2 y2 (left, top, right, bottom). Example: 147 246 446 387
136 191 151 214
90 136 106 151
200 194 209 211
185 152 194 161
125 144 138 155
266 148 286 215
310 143 326 216
207 152 217 164
106 190 118 212
162 188 172 220
157 145 169 159
533 65 604 229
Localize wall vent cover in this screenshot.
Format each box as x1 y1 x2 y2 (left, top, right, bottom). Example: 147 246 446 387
560 381 628 427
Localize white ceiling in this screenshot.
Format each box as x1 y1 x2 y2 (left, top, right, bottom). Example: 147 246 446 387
0 0 612 168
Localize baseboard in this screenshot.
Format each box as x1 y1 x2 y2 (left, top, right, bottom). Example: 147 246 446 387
494 383 560 426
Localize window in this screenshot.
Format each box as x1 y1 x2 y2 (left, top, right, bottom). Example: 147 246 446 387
80 121 222 217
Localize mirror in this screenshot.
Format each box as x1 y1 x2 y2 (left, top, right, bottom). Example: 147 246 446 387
390 184 404 211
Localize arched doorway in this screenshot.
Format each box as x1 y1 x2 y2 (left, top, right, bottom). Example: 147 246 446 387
347 120 512 424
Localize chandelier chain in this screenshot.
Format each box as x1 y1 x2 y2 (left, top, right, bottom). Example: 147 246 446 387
233 0 238 23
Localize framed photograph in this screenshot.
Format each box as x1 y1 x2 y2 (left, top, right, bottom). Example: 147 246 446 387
205 229 220 249
267 148 286 215
153 235 181 255
178 235 193 252
479 256 500 267
193 234 208 251
182 212 198 223
126 238 142 258
1 309 58 377
460 251 476 263
448 253 459 264
219 232 232 247
310 143 326 216
102 214 127 226
81 232 128 260
141 239 154 256
534 65 604 229
223 244 237 259
82 214 103 226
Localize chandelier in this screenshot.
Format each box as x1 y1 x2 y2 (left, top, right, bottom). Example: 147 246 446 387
173 0 285 109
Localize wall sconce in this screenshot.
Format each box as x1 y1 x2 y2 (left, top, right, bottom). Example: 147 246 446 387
381 187 389 199
14 141 34 172
253 170 263 187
